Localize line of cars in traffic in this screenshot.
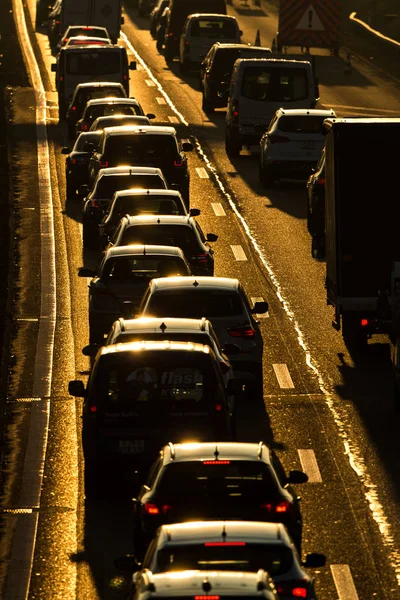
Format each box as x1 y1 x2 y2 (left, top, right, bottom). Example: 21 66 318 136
37 4 331 596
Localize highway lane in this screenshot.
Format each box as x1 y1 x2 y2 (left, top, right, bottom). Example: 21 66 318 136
1 0 400 597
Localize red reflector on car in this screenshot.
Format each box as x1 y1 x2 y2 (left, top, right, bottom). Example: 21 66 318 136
215 404 222 412
174 159 183 167
203 460 230 465
90 405 97 413
144 503 160 515
204 542 246 546
82 124 88 131
71 106 76 111
293 588 307 598
361 318 369 327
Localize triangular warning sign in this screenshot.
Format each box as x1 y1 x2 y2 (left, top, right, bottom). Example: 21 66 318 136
295 5 325 31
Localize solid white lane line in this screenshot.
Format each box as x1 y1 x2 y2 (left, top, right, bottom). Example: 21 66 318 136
211 202 226 216
273 364 294 389
195 167 209 179
251 296 269 318
298 449 322 483
145 78 155 86
331 565 359 600
168 116 179 124
230 245 247 261
156 97 167 104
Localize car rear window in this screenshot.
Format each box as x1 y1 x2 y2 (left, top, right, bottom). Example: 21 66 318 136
109 196 183 220
241 66 308 102
76 87 125 106
95 175 166 197
120 225 199 253
66 51 121 75
105 135 178 162
145 290 244 318
278 115 326 134
190 19 237 39
93 116 147 129
74 133 101 151
113 331 214 346
88 104 142 121
211 49 270 76
156 543 293 576
102 256 188 280
156 461 280 501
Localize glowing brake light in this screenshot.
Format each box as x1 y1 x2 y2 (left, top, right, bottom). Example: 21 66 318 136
194 597 220 600
144 503 159 515
292 589 307 599
174 159 183 167
203 460 230 465
361 318 369 327
276 581 308 598
204 542 246 546
261 501 290 513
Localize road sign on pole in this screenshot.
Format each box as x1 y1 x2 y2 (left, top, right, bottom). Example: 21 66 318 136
277 0 340 52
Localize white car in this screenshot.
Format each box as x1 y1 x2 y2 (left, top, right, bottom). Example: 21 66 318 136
259 108 336 188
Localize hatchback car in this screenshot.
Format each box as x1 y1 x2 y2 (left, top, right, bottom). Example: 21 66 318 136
200 43 272 112
88 126 192 206
62 131 103 198
306 147 326 259
68 341 235 485
79 245 191 343
107 215 217 276
99 189 198 242
81 166 169 249
66 81 127 138
57 25 111 50
90 114 152 131
130 569 279 600
259 108 335 188
75 98 152 138
138 277 268 396
130 521 326 600
133 441 307 551
65 35 112 48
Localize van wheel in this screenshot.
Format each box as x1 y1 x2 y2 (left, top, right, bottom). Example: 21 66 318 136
225 134 241 157
259 164 274 188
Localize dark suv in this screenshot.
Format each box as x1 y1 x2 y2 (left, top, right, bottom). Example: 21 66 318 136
200 43 272 112
88 126 193 206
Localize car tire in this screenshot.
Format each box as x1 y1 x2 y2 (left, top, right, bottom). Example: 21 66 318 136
225 131 241 157
202 92 215 113
259 164 274 189
66 177 76 200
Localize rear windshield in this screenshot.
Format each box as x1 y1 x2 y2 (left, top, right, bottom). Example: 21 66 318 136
190 19 237 39
211 49 271 76
102 256 188 280
278 115 326 134
87 104 142 121
105 135 178 161
109 196 184 220
74 133 101 151
241 66 308 102
95 175 165 197
92 116 147 129
89 352 221 407
66 51 121 75
120 225 198 253
156 461 280 500
145 290 244 318
155 543 293 576
76 87 125 105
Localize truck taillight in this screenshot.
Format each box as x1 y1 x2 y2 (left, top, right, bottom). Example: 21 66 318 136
276 581 308 598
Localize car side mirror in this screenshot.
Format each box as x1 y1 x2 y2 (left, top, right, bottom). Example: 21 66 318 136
251 301 268 314
129 60 136 70
82 343 99 357
206 233 218 242
189 208 200 217
146 113 156 119
303 553 326 568
61 147 71 154
79 184 89 197
78 267 96 277
287 470 309 484
68 380 85 397
114 555 140 572
51 63 57 72
182 141 193 152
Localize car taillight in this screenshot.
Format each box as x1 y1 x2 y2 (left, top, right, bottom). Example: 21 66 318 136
276 580 308 598
261 501 290 513
55 19 60 24
316 176 326 185
174 159 183 167
90 199 100 207
215 403 222 412
59 75 63 82
227 325 255 338
361 318 369 327
204 542 246 546
203 460 230 464
269 134 290 144
123 74 128 80
191 253 208 263
89 405 97 413
99 160 109 167
194 597 220 600
144 503 172 515
82 124 88 131
232 101 239 121
70 158 77 164
64 37 69 43
71 105 77 111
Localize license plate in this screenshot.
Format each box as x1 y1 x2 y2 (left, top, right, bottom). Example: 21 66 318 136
302 141 316 150
119 440 145 454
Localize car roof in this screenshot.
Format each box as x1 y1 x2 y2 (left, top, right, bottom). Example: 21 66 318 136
213 43 271 52
114 316 212 335
103 244 185 259
97 166 164 177
99 340 212 357
103 125 177 137
141 570 275 596
275 108 336 117
74 81 125 90
148 276 239 292
188 13 237 19
122 215 193 226
67 36 110 43
234 57 311 67
160 441 272 465
113 188 183 199
157 521 290 545
85 97 140 107
94 116 150 124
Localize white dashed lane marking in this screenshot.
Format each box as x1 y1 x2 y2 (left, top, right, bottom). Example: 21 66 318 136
273 364 294 389
156 97 167 104
195 167 209 179
298 449 322 483
145 79 155 87
211 202 226 216
168 116 179 123
331 565 359 600
251 296 269 318
230 245 247 261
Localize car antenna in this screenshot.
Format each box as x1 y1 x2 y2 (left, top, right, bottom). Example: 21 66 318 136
160 322 167 333
202 579 212 593
157 218 161 224
214 445 219 460
222 523 227 541
193 280 199 287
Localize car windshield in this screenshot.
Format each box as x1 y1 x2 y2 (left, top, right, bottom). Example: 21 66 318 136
105 136 178 162
145 290 244 318
241 67 308 102
74 133 101 151
155 543 293 576
191 19 237 39
94 175 165 198
156 461 280 501
66 51 121 75
120 225 199 253
277 115 326 134
108 196 184 221
101 256 188 280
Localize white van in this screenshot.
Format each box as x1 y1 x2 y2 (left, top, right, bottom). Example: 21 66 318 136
51 44 136 117
179 13 241 72
225 58 319 156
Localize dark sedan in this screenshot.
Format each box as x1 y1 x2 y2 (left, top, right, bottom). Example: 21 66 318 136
62 131 103 198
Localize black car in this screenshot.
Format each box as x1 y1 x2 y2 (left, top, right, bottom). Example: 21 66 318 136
107 214 217 275
88 126 193 207
150 0 169 38
62 131 103 198
47 0 62 52
81 167 169 249
306 147 326 259
65 82 127 138
68 342 235 492
133 441 307 553
200 43 272 112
